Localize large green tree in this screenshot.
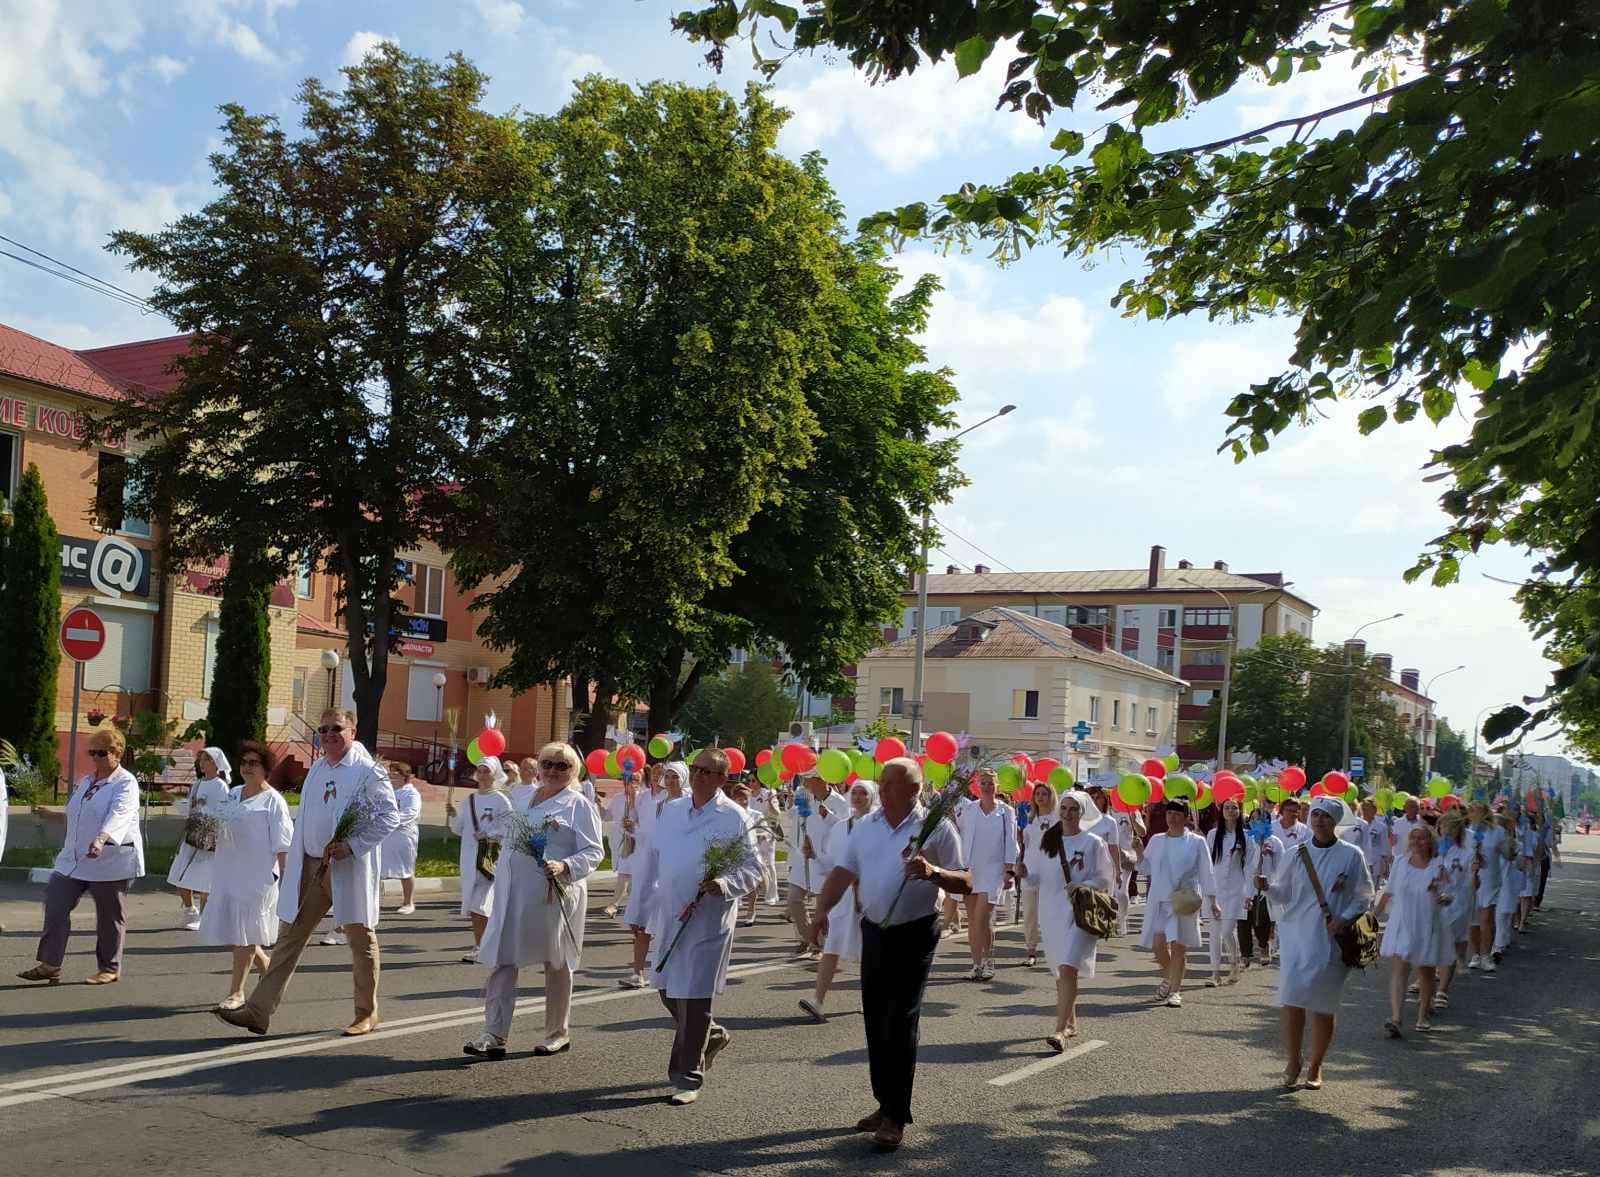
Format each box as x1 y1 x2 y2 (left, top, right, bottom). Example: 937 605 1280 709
1432 717 1470 783
98 45 530 747
1198 632 1312 766
671 1 1600 749
204 552 274 762
0 465 61 784
676 661 800 756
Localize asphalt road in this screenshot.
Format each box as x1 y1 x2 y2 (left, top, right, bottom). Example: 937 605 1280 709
2 842 1598 1177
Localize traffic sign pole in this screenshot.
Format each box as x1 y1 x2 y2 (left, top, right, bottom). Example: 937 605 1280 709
67 661 83 794
58 606 107 792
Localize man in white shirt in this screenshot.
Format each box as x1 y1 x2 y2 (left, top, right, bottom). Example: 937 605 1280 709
1341 798 1391 885
811 757 970 1153
1275 797 1311 855
217 708 399 1037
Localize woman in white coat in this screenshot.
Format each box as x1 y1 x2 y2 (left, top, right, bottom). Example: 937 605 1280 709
604 770 642 918
1433 808 1474 1008
1038 790 1113 1048
621 762 683 988
955 768 1017 982
381 766 422 915
1375 823 1454 1037
798 779 877 1022
167 746 233 930
1205 799 1250 986
1139 799 1217 1007
200 741 294 1009
463 742 603 1059
19 727 145 985
1263 795 1374 1090
447 756 512 962
1017 782 1059 968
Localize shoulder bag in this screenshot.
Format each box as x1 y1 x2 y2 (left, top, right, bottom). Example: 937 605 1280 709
471 794 500 883
1296 843 1378 969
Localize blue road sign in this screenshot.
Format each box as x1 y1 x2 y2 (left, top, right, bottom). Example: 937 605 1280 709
1349 755 1366 779
1071 721 1092 742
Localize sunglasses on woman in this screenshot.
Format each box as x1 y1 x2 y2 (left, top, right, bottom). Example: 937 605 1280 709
539 759 573 771
88 749 111 759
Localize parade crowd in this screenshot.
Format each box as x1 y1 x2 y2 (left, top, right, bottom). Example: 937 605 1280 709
9 712 1567 1153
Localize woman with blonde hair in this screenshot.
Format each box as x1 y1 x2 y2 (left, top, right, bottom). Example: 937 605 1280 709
465 742 603 1058
447 755 512 963
1374 823 1454 1037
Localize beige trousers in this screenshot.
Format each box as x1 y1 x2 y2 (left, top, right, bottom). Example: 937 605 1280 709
246 853 379 1026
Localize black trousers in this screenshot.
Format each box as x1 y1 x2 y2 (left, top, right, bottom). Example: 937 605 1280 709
860 912 940 1126
1239 895 1273 958
1535 855 1552 907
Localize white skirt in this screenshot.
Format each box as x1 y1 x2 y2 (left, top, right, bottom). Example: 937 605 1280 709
462 868 495 918
1381 903 1455 968
822 889 863 962
197 880 281 947
1139 899 1202 950
381 830 418 879
1040 886 1097 976
167 843 216 893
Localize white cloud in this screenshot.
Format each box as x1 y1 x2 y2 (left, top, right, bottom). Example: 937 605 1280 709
179 0 293 67
341 30 396 68
554 49 608 95
771 48 1052 172
148 54 189 83
1161 332 1289 421
473 0 527 38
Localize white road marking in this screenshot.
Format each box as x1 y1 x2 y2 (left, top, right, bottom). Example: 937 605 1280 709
0 958 800 1109
986 1038 1107 1087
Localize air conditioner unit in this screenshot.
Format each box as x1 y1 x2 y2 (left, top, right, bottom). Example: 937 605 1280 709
788 721 815 740
466 666 492 685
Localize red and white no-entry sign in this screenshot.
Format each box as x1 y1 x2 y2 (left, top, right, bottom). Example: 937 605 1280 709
60 606 107 662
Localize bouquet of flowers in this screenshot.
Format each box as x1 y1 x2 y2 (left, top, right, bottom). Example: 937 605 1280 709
181 810 221 853
655 833 754 973
882 774 972 925
316 788 385 879
504 810 581 952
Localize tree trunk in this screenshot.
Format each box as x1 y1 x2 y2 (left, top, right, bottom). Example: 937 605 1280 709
575 677 614 754
647 650 707 735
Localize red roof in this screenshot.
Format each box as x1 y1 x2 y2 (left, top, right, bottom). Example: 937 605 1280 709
0 322 130 403
76 334 194 393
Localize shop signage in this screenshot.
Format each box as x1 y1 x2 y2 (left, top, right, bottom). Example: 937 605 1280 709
60 533 150 598
398 614 447 642
0 396 125 449
395 639 435 657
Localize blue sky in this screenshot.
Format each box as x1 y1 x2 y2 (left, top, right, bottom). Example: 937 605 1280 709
0 0 1575 766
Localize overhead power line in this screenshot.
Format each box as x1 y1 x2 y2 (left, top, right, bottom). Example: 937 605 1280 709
0 232 155 313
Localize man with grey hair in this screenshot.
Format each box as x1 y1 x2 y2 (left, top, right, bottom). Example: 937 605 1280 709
811 756 971 1151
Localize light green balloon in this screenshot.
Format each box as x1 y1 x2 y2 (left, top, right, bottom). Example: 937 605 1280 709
756 759 780 787
816 748 851 784
648 734 672 759
1047 766 1075 791
1427 776 1451 798
1117 773 1152 806
853 751 879 781
925 760 952 785
465 737 483 766
1164 773 1197 800
604 750 621 777
1195 784 1215 809
996 763 1025 792
1162 752 1181 772
1266 784 1286 803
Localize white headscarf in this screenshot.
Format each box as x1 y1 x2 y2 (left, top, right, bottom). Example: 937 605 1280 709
1309 795 1344 821
200 746 232 784
848 778 879 812
663 760 689 788
1062 789 1103 827
477 755 507 789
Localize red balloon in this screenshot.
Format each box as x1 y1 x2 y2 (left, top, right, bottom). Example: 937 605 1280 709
1309 782 1327 797
1140 758 1167 780
875 737 907 764
845 771 859 785
584 748 608 776
1439 794 1461 810
1280 765 1308 792
1111 791 1138 813
723 747 746 775
1031 757 1060 783
1014 782 1034 803
1009 752 1034 774
1213 777 1245 803
1149 778 1166 804
969 778 981 798
477 728 507 758
617 744 645 771
925 731 959 765
755 748 773 766
781 742 818 774
779 766 795 781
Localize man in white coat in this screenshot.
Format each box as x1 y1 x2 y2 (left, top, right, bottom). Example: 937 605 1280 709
636 748 761 1106
216 708 399 1037
1341 798 1391 887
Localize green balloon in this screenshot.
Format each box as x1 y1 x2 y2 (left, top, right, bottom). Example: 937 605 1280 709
1162 752 1181 773
1195 784 1215 809
1047 765 1075 791
756 759 780 787
604 750 621 777
1427 776 1451 798
1266 784 1286 803
996 763 1025 792
648 734 672 759
853 751 879 781
465 737 483 765
817 748 851 784
1164 773 1197 800
925 760 952 785
1118 772 1152 806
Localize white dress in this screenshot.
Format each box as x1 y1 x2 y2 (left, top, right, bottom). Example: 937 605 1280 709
381 784 422 879
1438 840 1474 943
1470 822 1508 908
821 813 867 961
1209 828 1252 921
1020 814 1057 892
956 799 1017 900
478 787 604 971
1038 829 1112 976
449 789 511 917
621 787 669 929
791 792 844 893
639 793 763 998
1266 838 1374 1014
166 776 232 892
604 788 641 876
1380 858 1455 967
1138 830 1216 950
198 786 294 947
1518 826 1539 898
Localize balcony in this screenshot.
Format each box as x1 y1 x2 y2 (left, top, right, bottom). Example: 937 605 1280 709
1182 624 1230 641
1178 703 1210 721
1180 664 1226 681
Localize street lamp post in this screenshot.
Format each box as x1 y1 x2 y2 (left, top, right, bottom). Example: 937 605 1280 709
909 404 1016 751
1469 701 1497 794
431 671 447 762
1421 664 1466 777
319 648 340 717
1340 613 1403 777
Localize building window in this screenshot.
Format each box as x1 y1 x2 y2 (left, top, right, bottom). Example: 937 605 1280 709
0 429 18 511
201 617 221 699
934 607 959 626
1067 606 1109 626
292 669 307 717
94 452 151 538
1148 705 1159 734
82 606 154 693
1111 699 1121 728
1191 648 1227 666
1012 689 1040 719
413 562 445 618
880 686 904 715
1158 608 1178 627
1040 606 1067 625
1190 689 1215 706
295 551 315 599
1156 647 1176 672
406 663 446 722
1088 696 1100 724
1183 607 1230 627
902 607 918 631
